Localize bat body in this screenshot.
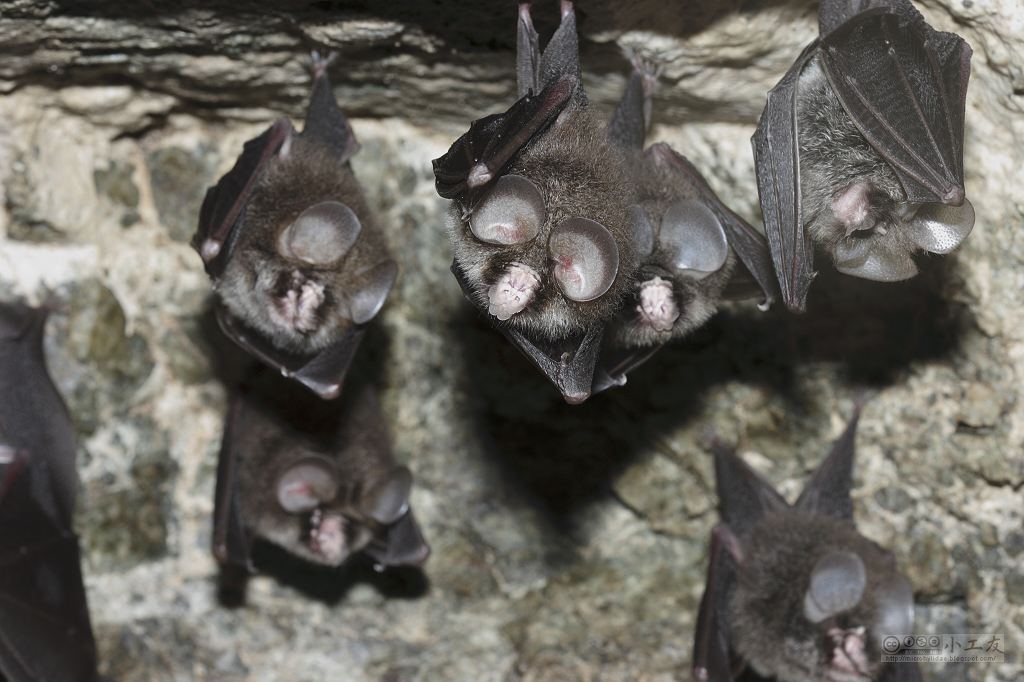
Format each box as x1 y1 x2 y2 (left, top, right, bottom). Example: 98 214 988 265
0 301 106 682
213 378 429 573
434 3 776 402
693 409 920 682
193 53 397 399
753 0 974 311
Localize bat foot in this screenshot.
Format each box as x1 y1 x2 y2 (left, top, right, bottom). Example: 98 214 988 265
308 51 338 80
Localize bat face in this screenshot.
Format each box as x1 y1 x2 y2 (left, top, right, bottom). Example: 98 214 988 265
193 53 397 398
694 410 919 682
214 382 429 572
753 0 974 311
434 5 778 401
0 300 106 682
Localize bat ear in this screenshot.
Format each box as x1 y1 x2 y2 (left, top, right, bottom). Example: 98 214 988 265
627 205 655 256
834 237 919 281
803 550 867 623
659 200 729 279
904 198 975 254
469 174 546 245
872 572 915 649
361 466 412 525
548 217 620 302
275 455 340 513
383 509 431 566
277 201 362 264
347 259 398 324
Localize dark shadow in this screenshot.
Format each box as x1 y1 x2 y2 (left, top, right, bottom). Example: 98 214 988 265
455 252 970 527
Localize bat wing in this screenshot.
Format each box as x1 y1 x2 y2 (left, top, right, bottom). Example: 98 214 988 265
711 438 788 537
432 76 576 213
819 6 971 205
606 58 653 152
212 396 254 572
877 661 924 682
794 407 861 520
302 55 361 164
0 302 78 527
452 262 602 404
651 143 780 309
214 301 364 400
192 117 293 278
692 524 742 682
752 42 820 313
0 450 101 682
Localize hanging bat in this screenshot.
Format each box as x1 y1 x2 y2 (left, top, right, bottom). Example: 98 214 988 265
212 379 429 574
434 2 777 402
0 301 109 682
693 408 920 682
752 0 974 312
192 52 397 399
599 57 778 385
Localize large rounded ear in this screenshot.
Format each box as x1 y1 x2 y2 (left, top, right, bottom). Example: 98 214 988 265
470 174 546 245
872 572 915 649
834 237 918 281
803 550 866 623
347 259 398 324
547 217 619 302
360 466 412 525
277 201 362 265
275 455 339 514
905 198 974 254
659 200 728 279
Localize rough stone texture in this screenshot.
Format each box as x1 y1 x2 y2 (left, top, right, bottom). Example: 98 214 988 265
1 1 1022 681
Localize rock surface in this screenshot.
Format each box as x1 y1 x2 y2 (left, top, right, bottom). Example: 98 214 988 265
1 1 1023 681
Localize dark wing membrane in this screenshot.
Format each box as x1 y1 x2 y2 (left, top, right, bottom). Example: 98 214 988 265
214 302 363 400
303 70 361 164
795 407 861 520
820 10 971 204
0 459 99 682
651 143 780 308
876 661 924 682
212 397 253 571
752 43 820 313
192 118 292 279
692 525 740 682
432 77 576 212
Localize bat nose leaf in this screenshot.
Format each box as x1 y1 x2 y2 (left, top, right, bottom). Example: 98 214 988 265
660 200 728 279
548 217 619 302
347 259 398 324
470 174 546 245
905 198 975 254
361 466 412 525
804 550 867 623
626 204 655 257
872 572 915 648
834 236 918 281
276 455 340 513
278 201 362 264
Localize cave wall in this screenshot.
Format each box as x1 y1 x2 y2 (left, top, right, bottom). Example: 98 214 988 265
1 1 1022 680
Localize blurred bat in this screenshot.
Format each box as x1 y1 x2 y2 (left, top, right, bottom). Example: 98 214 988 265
599 57 778 387
753 0 973 312
193 52 397 399
213 378 429 574
0 301 109 682
693 408 920 682
434 2 776 402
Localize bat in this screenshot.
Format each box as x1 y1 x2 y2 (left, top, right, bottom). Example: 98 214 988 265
192 52 397 399
602 57 778 368
434 2 777 402
692 408 921 682
0 301 108 682
212 377 429 575
752 0 974 312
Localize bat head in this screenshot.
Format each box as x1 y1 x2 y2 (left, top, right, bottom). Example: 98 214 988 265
717 410 916 682
272 454 413 567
